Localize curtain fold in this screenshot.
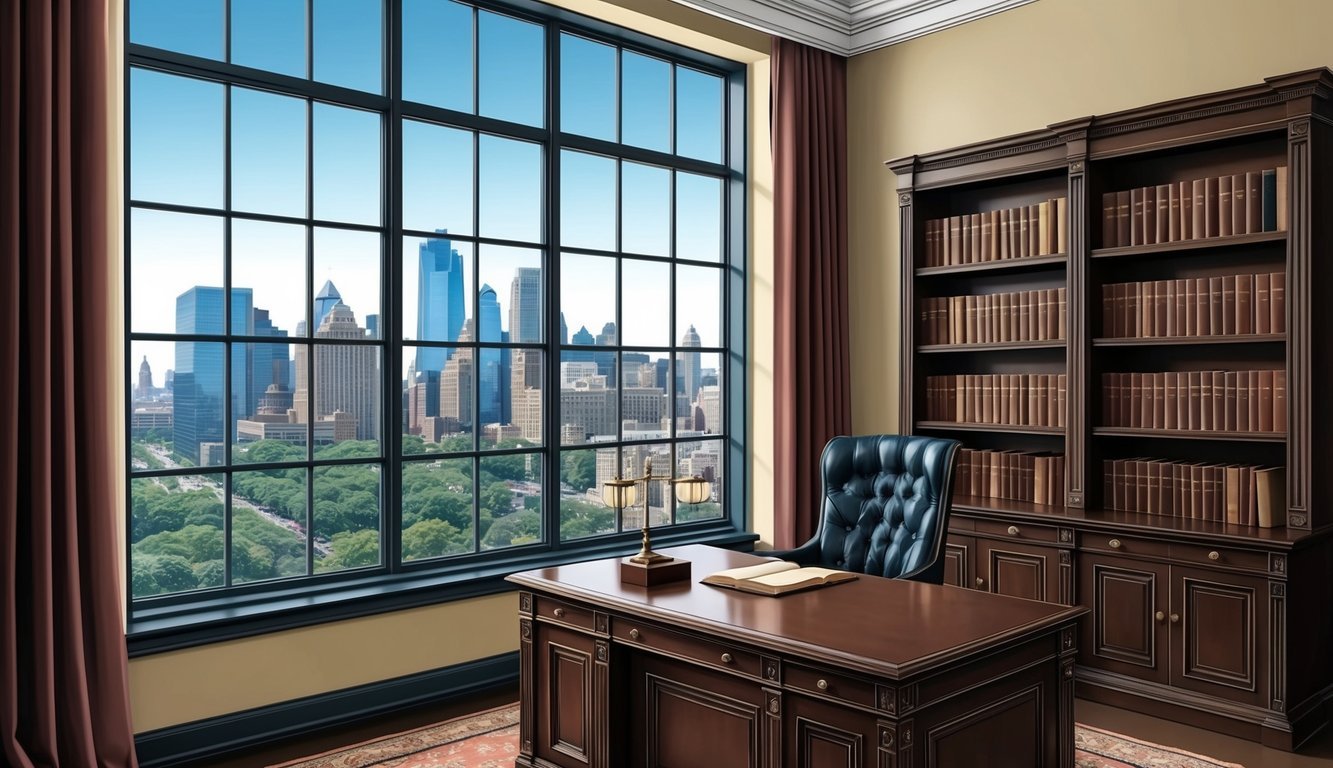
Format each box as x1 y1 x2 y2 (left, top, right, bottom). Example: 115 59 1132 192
1 1 139 765
771 38 851 549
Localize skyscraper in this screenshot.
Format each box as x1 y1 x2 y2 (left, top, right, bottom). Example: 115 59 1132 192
439 318 475 429
679 323 702 406
136 356 153 400
174 286 253 464
313 279 342 331
477 283 505 425
594 322 617 380
416 233 466 373
509 268 543 439
293 300 379 442
248 307 290 420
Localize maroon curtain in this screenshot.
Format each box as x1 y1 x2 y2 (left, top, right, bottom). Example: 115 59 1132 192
1 1 139 766
771 38 850 549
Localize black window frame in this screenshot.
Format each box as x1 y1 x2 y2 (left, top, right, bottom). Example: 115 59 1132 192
124 0 751 655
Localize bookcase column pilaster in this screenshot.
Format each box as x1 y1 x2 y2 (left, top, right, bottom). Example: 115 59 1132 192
1055 120 1091 509
1283 118 1312 530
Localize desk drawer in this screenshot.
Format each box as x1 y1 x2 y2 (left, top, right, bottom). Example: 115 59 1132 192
975 519 1060 544
1079 532 1169 559
1169 542 1270 574
613 620 762 680
533 596 596 632
785 663 876 709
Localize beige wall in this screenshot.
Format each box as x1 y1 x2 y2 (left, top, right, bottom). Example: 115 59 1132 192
126 0 773 734
847 0 1333 433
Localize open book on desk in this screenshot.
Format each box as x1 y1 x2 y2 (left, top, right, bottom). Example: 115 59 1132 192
701 560 858 596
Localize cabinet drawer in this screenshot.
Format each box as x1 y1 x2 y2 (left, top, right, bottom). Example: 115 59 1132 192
1169 542 1270 574
975 518 1060 544
613 619 762 681
1079 532 1169 559
534 596 596 632
785 663 876 709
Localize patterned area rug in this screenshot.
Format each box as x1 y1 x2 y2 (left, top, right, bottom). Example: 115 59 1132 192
273 704 1244 768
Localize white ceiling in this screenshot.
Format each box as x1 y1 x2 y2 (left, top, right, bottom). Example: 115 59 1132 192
671 0 1037 56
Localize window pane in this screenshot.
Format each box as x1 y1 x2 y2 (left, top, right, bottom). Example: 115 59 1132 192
233 342 303 462
231 0 306 77
621 51 670 152
131 0 223 59
676 350 720 434
312 227 381 338
231 219 307 340
560 252 615 350
620 258 668 346
130 208 224 334
131 69 223 208
403 0 473 112
560 150 615 251
402 458 473 560
313 0 382 94
478 245 541 342
402 120 473 237
232 88 307 217
560 447 617 540
479 453 542 549
479 135 541 243
622 351 667 435
129 340 177 470
484 348 541 448
675 172 723 263
675 264 721 348
308 343 381 459
404 236 472 351
170 341 227 467
675 440 723 521
313 463 382 572
622 162 669 257
560 34 616 142
232 468 309 583
676 67 723 163
402 345 475 451
313 104 381 226
478 11 544 127
131 475 225 598
561 350 614 444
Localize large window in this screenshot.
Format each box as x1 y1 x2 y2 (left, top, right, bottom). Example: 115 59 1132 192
125 0 746 637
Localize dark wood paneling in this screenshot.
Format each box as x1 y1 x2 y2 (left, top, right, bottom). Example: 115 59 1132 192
787 695 875 768
943 536 972 589
1079 555 1168 684
978 538 1062 604
535 624 596 767
1171 566 1266 706
633 654 765 768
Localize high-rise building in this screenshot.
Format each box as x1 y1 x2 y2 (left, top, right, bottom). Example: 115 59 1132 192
292 300 379 441
594 322 617 380
679 323 702 406
439 319 475 429
136 355 153 400
509 267 544 440
313 279 342 331
174 286 253 464
406 370 440 435
248 307 289 420
697 384 722 434
477 283 505 425
416 233 466 373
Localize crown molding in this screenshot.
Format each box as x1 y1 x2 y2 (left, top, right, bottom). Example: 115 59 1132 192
669 0 1036 56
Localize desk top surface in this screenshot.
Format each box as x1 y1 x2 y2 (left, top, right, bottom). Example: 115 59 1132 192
507 544 1086 680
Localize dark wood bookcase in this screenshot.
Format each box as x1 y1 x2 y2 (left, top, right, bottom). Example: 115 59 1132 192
889 70 1333 750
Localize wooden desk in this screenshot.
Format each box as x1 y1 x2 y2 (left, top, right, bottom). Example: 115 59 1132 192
507 545 1087 767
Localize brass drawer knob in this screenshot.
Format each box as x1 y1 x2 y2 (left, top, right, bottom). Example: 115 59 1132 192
816 679 829 691
1155 611 1165 622
1108 539 1122 549
553 608 565 618
629 628 640 640
1007 525 1020 536
1170 613 1180 624
1208 551 1221 561
720 653 733 664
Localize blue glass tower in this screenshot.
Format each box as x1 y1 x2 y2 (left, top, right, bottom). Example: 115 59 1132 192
174 286 253 464
313 280 342 331
248 307 290 419
477 283 504 425
416 232 465 373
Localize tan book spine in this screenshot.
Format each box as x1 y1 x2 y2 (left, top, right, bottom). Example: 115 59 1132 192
1056 196 1068 254
1017 205 1030 258
981 375 994 424
949 215 963 264
1193 277 1208 336
1038 200 1052 256
1276 166 1288 231
1164 280 1177 338
1236 274 1253 335
1230 173 1247 236
1245 171 1262 235
1225 466 1241 524
1058 286 1067 340
1218 175 1234 237
1204 176 1220 238
1274 369 1286 433
971 213 982 262
1256 467 1286 528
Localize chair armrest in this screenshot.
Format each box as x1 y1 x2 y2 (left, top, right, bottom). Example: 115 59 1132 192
765 537 823 566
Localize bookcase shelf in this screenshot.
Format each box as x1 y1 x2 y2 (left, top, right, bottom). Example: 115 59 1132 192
890 70 1333 749
1089 228 1285 260
919 340 1066 353
915 253 1067 277
1092 427 1287 442
1093 334 1285 347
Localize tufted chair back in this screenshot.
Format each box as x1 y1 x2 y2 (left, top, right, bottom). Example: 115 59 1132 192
771 435 961 584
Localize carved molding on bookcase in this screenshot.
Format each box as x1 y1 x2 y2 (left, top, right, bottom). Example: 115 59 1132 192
1289 512 1308 528
1289 120 1310 138
1271 582 1286 598
898 192 912 206
1269 554 1286 575
1068 161 1084 174
916 137 1062 172
1089 94 1283 138
519 592 533 614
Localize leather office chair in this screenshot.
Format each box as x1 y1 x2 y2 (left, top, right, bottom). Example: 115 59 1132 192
770 435 961 584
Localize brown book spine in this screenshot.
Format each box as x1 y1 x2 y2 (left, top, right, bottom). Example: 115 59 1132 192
1211 371 1227 431
1164 372 1178 430
1199 371 1214 431
1255 273 1271 335
1028 205 1040 257
1178 179 1193 241
1274 370 1286 433
1194 277 1209 336
1142 185 1157 245
1141 281 1155 338
949 215 963 264
1245 171 1262 235
1018 205 1030 258
1102 192 1117 248
1230 173 1247 236
1247 370 1259 432
1115 190 1131 248
1056 196 1068 254
1153 372 1165 430
1168 183 1181 241
1221 275 1237 335
1155 183 1172 243
1130 188 1144 246
1058 286 1067 340
1208 277 1224 337
1188 371 1202 431
1229 371 1244 431
1217 175 1234 237
1271 272 1285 333
1164 280 1177 338
1182 279 1196 337
1191 178 1206 240
1204 176 1220 237
1236 274 1253 335
1258 370 1274 432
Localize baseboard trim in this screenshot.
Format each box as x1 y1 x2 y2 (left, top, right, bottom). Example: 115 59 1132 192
133 652 519 768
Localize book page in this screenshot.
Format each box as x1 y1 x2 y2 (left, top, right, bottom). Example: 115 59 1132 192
704 560 795 583
748 566 852 588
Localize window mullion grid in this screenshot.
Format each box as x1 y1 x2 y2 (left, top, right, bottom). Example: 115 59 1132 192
223 79 235 587
543 20 560 550
385 0 404 571
304 83 316 576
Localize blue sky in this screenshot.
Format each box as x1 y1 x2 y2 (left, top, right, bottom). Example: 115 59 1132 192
128 0 727 387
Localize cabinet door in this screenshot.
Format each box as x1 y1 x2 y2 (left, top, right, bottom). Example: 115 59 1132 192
629 651 772 768
943 535 974 589
1078 554 1169 685
1170 565 1268 707
533 623 602 768
977 538 1066 604
785 694 882 768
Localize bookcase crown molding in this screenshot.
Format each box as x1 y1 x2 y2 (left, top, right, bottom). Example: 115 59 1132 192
670 0 1036 55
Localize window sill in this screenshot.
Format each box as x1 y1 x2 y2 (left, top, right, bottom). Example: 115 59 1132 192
127 526 758 656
